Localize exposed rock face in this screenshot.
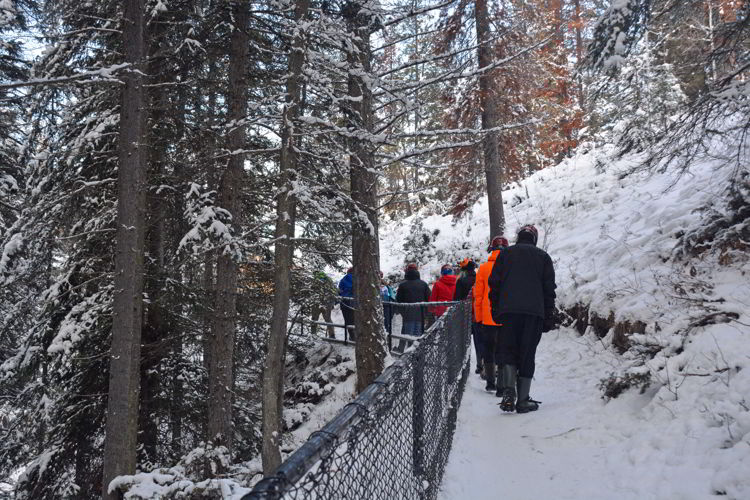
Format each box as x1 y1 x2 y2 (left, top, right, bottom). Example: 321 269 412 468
562 304 645 353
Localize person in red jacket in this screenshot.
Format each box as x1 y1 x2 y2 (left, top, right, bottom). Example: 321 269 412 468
428 264 457 317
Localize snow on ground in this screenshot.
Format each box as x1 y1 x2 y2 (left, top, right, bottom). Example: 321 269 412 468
440 329 743 500
380 144 743 322
118 139 748 498
285 343 357 447
117 340 359 499
381 142 750 499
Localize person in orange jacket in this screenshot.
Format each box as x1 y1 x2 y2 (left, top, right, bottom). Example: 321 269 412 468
473 235 509 392
428 264 457 317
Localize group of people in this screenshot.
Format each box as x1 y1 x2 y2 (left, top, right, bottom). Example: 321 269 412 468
310 223 556 414
331 262 462 350
461 224 557 414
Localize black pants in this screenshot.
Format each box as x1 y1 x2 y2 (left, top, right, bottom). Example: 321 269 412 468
472 322 484 366
341 305 355 341
383 304 394 334
496 313 543 378
481 324 501 366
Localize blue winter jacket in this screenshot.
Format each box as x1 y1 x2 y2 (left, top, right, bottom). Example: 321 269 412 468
338 273 355 309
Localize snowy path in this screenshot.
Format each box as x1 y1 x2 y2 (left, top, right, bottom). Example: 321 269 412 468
438 327 720 500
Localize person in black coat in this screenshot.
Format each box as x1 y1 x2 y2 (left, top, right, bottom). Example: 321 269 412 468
488 225 556 414
453 259 476 301
453 259 484 373
395 263 431 350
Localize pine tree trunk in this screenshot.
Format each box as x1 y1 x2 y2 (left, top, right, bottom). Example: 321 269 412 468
401 171 413 216
475 0 505 238
207 1 248 459
345 1 387 394
102 0 147 496
574 0 584 110
262 0 310 475
139 16 170 463
170 337 184 455
552 0 571 160
202 56 219 383
139 203 165 462
169 66 191 460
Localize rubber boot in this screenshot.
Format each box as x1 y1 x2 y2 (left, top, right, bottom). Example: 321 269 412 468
499 365 517 412
484 363 496 392
475 358 483 375
516 377 540 413
495 364 504 398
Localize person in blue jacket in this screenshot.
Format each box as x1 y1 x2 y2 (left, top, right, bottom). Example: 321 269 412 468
380 271 396 334
338 268 356 341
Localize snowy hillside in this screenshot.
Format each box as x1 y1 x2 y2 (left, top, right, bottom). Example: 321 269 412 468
381 145 750 498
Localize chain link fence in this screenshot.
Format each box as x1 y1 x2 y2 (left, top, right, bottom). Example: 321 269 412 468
245 300 472 500
301 298 460 353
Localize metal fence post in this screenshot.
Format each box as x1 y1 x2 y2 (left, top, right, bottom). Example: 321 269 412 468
412 343 425 485
243 300 470 500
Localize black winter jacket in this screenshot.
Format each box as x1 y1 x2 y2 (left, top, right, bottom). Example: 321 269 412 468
488 241 556 321
396 269 431 322
453 270 476 301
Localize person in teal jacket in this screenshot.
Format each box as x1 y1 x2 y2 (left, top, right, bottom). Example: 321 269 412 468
380 271 396 334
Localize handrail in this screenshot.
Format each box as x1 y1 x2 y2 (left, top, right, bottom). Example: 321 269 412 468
243 300 472 500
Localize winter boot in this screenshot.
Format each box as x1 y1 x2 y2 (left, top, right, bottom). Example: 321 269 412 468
495 364 505 398
499 365 517 412
484 363 496 392
475 359 483 375
516 377 540 414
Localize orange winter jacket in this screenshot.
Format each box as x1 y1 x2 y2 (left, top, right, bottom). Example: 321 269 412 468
473 250 501 326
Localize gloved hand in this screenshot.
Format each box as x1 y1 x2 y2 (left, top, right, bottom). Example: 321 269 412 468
542 312 555 333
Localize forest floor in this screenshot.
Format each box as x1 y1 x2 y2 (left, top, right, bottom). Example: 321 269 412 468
438 328 728 500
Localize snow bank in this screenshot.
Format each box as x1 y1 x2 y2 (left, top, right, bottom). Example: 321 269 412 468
381 143 750 498
442 327 748 500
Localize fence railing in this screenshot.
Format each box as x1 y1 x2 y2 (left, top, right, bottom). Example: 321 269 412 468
300 299 461 353
244 299 473 500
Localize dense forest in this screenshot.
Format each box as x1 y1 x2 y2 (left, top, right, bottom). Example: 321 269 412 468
0 0 748 498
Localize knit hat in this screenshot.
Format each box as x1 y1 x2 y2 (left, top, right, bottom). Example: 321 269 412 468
459 258 476 271
405 262 418 272
517 225 538 245
487 235 509 252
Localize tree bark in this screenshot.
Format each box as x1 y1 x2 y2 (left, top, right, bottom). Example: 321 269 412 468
102 0 147 496
401 171 413 217
475 0 505 238
202 55 219 382
139 12 170 464
207 0 248 459
169 65 191 461
574 0 584 110
345 1 387 394
262 0 309 475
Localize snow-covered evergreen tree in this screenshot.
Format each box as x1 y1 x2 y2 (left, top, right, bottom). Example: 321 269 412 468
587 37 686 154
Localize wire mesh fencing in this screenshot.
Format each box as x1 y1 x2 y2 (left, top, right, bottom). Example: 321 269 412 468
244 299 473 500
301 298 460 354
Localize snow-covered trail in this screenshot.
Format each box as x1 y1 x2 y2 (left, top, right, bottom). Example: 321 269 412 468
438 327 719 500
